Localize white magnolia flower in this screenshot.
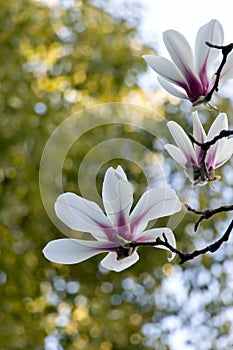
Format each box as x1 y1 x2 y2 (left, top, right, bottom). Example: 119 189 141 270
43 166 182 272
143 19 233 106
165 112 233 186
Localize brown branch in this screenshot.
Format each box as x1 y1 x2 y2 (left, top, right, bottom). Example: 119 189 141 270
185 204 233 231
189 130 233 150
176 219 233 264
203 42 233 103
127 233 179 257
126 220 233 264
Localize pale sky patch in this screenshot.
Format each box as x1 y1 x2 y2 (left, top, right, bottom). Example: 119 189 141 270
140 0 233 53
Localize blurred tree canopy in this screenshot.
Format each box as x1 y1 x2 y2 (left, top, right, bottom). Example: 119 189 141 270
1 0 233 349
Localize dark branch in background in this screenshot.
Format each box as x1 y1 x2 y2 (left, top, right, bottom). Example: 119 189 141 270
185 204 233 231
124 220 233 264
198 42 233 105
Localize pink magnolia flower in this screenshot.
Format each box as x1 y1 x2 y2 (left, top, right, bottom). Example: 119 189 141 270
43 166 182 272
143 19 233 105
165 112 233 186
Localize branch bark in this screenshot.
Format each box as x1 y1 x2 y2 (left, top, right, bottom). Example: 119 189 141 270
193 42 233 105
125 220 233 264
185 204 233 231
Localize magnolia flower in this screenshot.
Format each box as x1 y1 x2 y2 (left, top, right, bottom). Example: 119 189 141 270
43 166 182 272
165 112 233 186
143 19 233 106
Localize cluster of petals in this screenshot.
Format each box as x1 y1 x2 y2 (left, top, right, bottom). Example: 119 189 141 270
143 19 233 105
43 18 233 275
43 166 182 271
165 112 233 186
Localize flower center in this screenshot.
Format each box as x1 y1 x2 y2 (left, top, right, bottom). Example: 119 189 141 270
184 163 220 186
116 246 136 260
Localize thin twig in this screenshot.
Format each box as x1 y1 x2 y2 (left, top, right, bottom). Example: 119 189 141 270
177 219 233 263
126 221 233 264
189 130 233 150
185 204 233 231
128 233 179 256
203 42 233 103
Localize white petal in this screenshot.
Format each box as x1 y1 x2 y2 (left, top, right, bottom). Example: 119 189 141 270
163 30 198 82
214 138 233 168
143 55 187 86
164 144 187 167
207 113 228 140
101 251 139 272
137 227 177 261
130 188 182 236
167 121 197 164
192 111 206 142
157 76 189 99
195 19 223 77
220 52 233 81
192 111 206 163
43 238 113 264
55 193 114 241
205 113 228 168
102 166 133 228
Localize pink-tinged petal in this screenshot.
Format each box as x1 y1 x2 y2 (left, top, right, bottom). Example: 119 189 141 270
207 113 228 140
100 251 139 272
157 76 189 99
102 166 133 230
220 52 233 81
130 188 182 237
163 30 200 85
142 55 188 88
137 227 176 261
43 239 115 265
214 138 233 168
206 139 226 169
55 193 114 241
167 121 197 164
195 19 223 87
192 111 206 164
164 144 187 167
205 145 218 169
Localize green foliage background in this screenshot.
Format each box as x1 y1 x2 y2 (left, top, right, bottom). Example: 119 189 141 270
1 0 233 349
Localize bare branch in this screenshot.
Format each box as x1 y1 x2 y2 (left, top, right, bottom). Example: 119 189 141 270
201 42 233 103
125 234 188 262
189 130 233 150
177 219 233 264
185 204 233 231
124 220 233 264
